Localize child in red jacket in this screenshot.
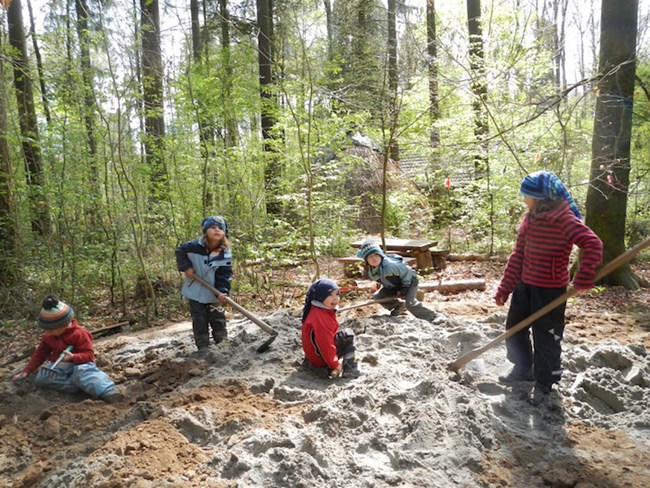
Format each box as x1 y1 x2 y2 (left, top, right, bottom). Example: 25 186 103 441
495 170 602 405
301 279 360 379
12 295 123 403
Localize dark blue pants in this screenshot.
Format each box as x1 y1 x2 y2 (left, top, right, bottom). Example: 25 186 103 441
189 299 227 350
505 282 566 386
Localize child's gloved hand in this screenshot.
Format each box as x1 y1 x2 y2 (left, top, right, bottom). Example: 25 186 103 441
12 371 28 382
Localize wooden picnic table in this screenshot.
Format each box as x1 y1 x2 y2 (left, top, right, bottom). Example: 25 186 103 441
350 238 439 271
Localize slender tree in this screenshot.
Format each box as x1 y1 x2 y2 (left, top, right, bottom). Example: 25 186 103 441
7 0 49 235
75 0 99 189
140 0 167 201
0 30 17 283
467 0 488 178
427 0 440 146
25 0 50 124
387 0 399 163
585 0 641 288
256 0 280 214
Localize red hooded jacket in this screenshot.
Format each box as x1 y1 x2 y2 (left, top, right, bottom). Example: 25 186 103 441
23 319 95 375
301 306 340 370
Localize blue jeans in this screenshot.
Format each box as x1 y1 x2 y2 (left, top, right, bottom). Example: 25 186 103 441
35 362 116 399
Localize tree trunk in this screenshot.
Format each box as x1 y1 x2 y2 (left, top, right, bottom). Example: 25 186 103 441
190 0 201 62
7 0 50 235
0 35 17 284
323 0 333 62
75 0 100 191
387 0 399 164
25 0 50 125
140 0 167 202
220 0 237 149
256 0 280 214
585 0 640 289
427 0 440 147
466 0 488 178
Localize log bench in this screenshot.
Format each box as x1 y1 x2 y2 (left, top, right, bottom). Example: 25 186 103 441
337 255 416 278
350 238 438 272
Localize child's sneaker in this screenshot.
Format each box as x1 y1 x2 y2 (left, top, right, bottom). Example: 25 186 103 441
498 366 534 383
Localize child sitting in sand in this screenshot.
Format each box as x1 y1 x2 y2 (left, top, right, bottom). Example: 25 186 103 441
12 295 123 403
301 278 360 379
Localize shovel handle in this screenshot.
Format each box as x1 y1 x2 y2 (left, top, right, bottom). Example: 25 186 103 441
190 274 278 337
337 296 398 312
51 346 73 369
447 236 650 373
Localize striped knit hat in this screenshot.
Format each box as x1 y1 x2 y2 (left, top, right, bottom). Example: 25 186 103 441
38 295 74 330
519 170 582 219
356 240 386 261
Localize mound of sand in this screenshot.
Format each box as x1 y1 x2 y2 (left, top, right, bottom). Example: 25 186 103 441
1 306 649 487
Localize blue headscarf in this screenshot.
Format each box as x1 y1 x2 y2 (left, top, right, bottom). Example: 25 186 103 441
519 170 582 219
302 278 339 323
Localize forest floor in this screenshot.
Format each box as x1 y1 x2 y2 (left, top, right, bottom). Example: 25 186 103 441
0 258 649 487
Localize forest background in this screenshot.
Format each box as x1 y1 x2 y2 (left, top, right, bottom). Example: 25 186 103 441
0 0 648 329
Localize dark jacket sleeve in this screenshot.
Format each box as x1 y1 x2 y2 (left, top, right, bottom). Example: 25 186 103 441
175 241 192 272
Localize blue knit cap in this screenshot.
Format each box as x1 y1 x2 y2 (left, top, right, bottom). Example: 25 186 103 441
355 240 386 261
201 215 228 236
302 278 339 322
519 170 582 219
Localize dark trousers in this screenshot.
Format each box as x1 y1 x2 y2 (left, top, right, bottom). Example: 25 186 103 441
189 299 227 350
505 282 566 386
374 276 437 321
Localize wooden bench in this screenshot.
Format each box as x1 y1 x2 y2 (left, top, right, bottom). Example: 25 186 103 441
336 255 416 278
430 249 450 270
350 238 439 271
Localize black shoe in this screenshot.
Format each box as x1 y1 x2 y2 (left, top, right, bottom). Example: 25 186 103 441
102 390 124 404
390 303 407 316
343 359 362 378
528 382 552 406
498 366 534 383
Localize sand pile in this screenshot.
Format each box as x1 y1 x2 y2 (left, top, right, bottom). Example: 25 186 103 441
1 306 649 487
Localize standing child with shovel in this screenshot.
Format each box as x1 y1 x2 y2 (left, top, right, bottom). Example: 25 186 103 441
176 215 233 354
11 295 122 403
495 170 602 405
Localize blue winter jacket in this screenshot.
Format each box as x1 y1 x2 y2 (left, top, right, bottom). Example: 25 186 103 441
175 236 233 304
367 255 416 294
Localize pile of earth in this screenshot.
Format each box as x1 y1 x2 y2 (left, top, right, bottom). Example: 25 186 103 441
1 297 649 487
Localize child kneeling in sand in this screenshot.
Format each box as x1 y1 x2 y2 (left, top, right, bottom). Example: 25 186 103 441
301 279 360 379
12 295 123 403
357 239 441 322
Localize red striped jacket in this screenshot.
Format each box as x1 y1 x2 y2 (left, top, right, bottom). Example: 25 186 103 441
496 200 603 302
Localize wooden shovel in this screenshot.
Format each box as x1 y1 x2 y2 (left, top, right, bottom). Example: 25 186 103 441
337 296 398 312
190 274 278 353
447 237 650 373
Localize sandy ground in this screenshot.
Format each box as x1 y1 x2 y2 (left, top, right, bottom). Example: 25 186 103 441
1 261 649 487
